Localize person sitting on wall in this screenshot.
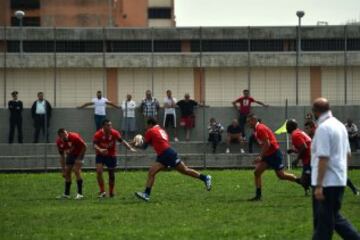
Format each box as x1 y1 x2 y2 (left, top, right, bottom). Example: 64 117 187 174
208 118 224 154
345 118 359 152
225 119 245 154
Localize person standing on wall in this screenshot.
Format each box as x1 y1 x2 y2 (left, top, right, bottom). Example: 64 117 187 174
121 94 137 139
78 90 120 131
31 92 52 143
8 91 23 144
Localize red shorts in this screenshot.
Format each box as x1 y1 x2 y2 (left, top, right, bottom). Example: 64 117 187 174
180 115 195 129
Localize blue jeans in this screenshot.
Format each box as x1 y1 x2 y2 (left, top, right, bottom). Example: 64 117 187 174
94 115 106 130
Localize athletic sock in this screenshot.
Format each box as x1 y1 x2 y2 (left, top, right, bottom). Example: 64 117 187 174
199 174 208 182
98 180 105 193
77 179 83 195
347 179 358 195
109 183 115 195
256 188 262 198
65 181 71 196
295 177 302 185
145 187 152 196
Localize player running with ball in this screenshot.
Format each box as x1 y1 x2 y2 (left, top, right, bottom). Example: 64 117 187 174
133 118 212 202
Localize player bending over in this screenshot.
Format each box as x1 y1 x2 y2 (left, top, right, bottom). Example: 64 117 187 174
93 119 135 198
134 118 212 202
247 114 303 201
56 128 87 200
286 119 312 196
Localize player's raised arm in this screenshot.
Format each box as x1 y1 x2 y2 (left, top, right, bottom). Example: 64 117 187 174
119 137 136 152
77 102 93 109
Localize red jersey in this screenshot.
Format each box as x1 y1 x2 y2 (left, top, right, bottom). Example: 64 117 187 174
235 96 255 114
291 129 311 165
144 125 170 155
93 129 122 157
56 132 86 156
254 123 279 156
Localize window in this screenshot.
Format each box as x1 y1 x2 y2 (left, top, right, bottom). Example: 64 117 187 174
11 0 40 9
154 41 181 52
56 41 103 52
11 17 41 27
301 39 345 51
348 39 360 51
107 41 152 52
250 40 284 52
148 8 172 19
191 40 248 52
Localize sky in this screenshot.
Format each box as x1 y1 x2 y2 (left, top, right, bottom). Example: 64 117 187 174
175 0 360 26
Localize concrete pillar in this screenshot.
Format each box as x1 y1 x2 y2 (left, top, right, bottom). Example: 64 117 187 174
310 66 322 102
106 68 118 103
194 68 205 103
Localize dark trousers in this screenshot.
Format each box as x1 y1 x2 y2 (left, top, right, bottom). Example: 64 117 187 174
248 133 256 153
349 137 359 152
8 117 23 144
33 115 49 143
208 133 222 153
238 113 248 137
312 187 360 240
94 114 106 131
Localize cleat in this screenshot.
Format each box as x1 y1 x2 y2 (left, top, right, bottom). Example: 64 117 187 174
205 175 212 191
240 148 245 154
98 192 106 198
248 196 262 201
74 193 84 200
135 192 150 202
355 190 360 196
56 194 71 200
109 193 115 198
225 148 230 154
174 137 179 142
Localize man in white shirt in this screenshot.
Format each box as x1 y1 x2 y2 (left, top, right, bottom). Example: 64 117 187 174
311 98 359 240
163 90 178 142
78 91 119 130
121 94 137 138
31 92 52 143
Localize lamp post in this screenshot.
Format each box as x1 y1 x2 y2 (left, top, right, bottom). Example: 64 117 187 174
14 10 25 60
296 10 305 105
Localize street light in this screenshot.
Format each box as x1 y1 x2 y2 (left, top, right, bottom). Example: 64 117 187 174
296 10 305 105
15 10 25 60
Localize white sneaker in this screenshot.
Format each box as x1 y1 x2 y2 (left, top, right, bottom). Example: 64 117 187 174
240 148 245 154
98 192 106 198
56 194 70 200
174 137 179 142
135 192 150 202
225 148 230 154
205 175 212 191
75 193 84 200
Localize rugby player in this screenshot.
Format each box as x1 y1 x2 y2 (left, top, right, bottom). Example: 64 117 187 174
93 119 135 198
134 118 212 201
56 128 87 200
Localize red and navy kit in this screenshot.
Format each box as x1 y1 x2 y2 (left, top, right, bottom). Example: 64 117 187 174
145 125 181 167
291 129 311 166
56 132 86 157
234 96 255 115
254 123 284 170
93 129 122 169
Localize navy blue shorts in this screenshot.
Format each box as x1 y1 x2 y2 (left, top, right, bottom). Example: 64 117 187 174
96 155 117 169
262 149 284 170
66 154 83 166
156 148 181 168
302 164 311 175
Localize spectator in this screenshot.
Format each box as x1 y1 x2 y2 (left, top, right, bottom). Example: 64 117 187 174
304 120 316 139
208 118 224 154
163 90 178 142
141 90 160 128
225 119 245 154
31 92 52 143
8 91 23 144
78 90 119 130
345 119 359 152
176 93 199 141
121 94 137 138
232 89 268 138
311 98 360 239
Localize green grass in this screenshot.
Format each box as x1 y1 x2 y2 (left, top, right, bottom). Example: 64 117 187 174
0 170 359 240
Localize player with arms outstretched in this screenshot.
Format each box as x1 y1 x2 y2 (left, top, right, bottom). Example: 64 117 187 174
93 119 135 198
56 128 87 200
134 118 212 201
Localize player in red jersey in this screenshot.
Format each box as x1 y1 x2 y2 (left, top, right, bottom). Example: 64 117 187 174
247 114 302 201
56 128 87 200
93 119 135 198
286 119 312 195
134 118 212 202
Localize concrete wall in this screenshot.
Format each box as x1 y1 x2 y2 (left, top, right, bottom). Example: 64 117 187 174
1 106 360 144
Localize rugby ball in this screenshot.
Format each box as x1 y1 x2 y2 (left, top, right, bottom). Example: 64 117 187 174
133 134 144 147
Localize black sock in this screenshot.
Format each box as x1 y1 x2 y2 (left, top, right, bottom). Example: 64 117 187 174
295 178 302 185
77 179 83 195
65 181 71 196
199 174 207 182
347 179 358 194
145 187 152 196
256 188 262 198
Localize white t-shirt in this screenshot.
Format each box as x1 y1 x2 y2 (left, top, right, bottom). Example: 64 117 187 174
164 97 177 115
92 97 109 116
311 111 350 187
36 101 46 114
121 100 136 118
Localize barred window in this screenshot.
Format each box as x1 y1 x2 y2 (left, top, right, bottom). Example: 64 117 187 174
301 39 345 51
11 17 40 27
148 8 172 19
191 40 248 52
11 0 40 9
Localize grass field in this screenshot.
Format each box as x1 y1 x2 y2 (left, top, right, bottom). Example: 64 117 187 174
0 169 359 240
